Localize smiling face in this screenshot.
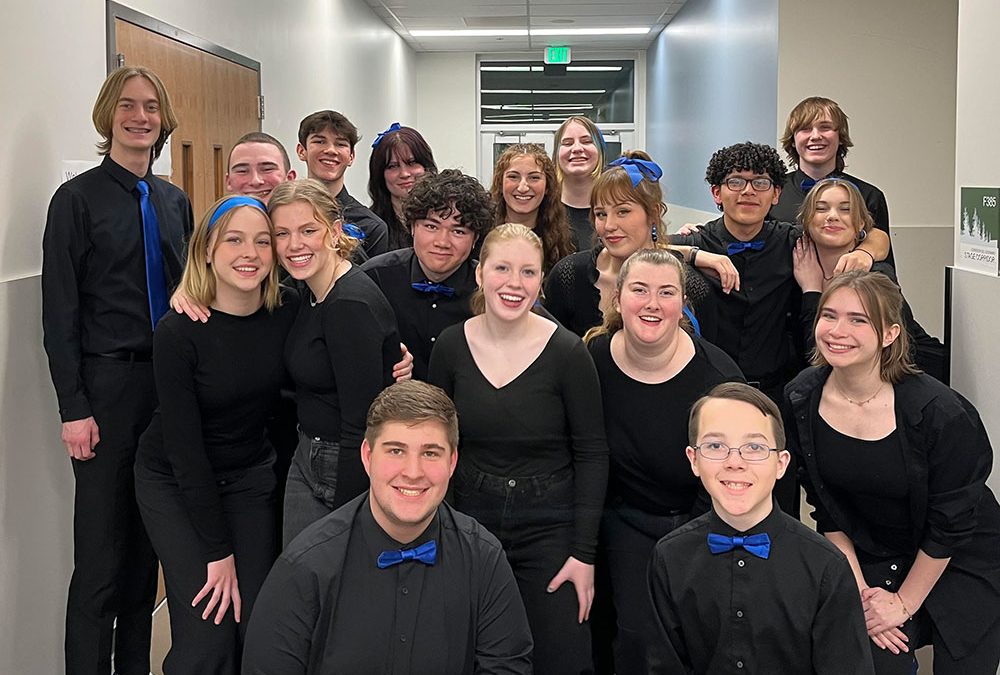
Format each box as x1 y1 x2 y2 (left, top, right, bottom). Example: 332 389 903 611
807 184 856 252
209 207 273 301
226 142 294 205
815 287 899 373
593 198 655 261
687 398 789 531
502 155 546 221
794 115 840 175
270 199 338 285
557 121 600 178
411 205 475 282
384 145 426 202
110 75 162 159
362 419 458 544
615 260 684 346
296 128 355 188
711 171 781 235
475 238 543 321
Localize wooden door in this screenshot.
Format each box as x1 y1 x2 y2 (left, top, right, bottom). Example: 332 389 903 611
114 18 260 217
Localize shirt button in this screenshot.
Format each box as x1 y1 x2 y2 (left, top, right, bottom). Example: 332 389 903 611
737 661 744 669
399 635 406 643
314 436 321 441
430 336 436 342
885 580 893 586
890 564 898 571
736 610 743 618
401 587 409 595
508 479 516 487
431 303 437 309
738 560 745 567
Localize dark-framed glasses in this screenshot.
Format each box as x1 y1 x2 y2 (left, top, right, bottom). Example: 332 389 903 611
693 441 778 462
724 176 773 192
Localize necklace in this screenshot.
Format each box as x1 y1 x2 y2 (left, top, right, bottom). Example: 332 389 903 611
309 258 344 307
835 380 885 406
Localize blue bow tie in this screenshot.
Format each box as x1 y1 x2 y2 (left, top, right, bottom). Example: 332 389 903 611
800 176 818 192
372 122 402 148
377 539 437 569
707 532 771 559
411 281 455 297
608 157 663 187
726 240 765 256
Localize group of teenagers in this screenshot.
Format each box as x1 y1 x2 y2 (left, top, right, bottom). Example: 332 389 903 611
41 64 1000 675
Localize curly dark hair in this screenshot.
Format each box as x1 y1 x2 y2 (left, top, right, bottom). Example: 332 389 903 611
402 169 494 237
704 142 787 189
490 144 574 272
368 126 438 249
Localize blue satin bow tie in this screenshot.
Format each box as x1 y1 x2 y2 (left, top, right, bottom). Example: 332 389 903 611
726 240 765 256
372 122 402 148
800 176 819 192
377 539 437 568
707 532 771 559
609 157 663 187
411 282 456 297
342 223 367 240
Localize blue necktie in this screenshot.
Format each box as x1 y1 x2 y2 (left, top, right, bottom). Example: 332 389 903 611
377 539 437 568
707 532 771 559
411 282 456 298
726 240 765 256
136 180 168 329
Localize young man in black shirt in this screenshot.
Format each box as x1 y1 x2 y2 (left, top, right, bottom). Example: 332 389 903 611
362 170 493 380
42 66 193 675
771 96 893 264
296 110 389 256
647 382 874 675
243 380 533 674
225 130 296 205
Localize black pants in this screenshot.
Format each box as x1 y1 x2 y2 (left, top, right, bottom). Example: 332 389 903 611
453 464 594 675
136 458 277 675
601 503 689 675
66 357 159 675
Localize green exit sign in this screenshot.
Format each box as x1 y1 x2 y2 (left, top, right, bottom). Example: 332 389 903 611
544 46 571 65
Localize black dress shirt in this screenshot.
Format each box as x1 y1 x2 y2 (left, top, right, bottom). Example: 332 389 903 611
770 169 893 265
337 186 389 257
648 504 874 675
362 248 477 381
243 494 533 674
41 156 193 421
669 218 801 384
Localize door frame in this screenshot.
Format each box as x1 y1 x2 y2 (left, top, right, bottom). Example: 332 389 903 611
105 1 261 75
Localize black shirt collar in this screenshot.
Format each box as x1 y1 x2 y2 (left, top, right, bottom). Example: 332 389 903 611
357 495 442 562
708 498 785 542
102 155 152 193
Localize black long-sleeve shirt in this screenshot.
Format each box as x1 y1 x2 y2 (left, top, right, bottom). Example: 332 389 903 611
648 505 874 675
337 186 389 257
284 266 399 500
136 300 296 562
42 156 193 421
428 323 609 562
588 332 744 516
669 218 801 382
243 495 533 675
361 248 477 381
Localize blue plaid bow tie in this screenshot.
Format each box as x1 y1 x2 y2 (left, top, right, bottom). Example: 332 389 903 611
411 282 455 297
726 240 765 256
377 540 437 569
707 532 771 559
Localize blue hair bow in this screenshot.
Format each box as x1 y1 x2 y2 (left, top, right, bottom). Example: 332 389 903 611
372 122 402 148
609 157 663 187
342 223 367 240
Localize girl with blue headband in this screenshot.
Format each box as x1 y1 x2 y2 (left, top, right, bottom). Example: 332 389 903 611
134 195 294 672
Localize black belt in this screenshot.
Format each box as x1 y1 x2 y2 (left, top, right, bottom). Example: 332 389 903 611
94 350 153 363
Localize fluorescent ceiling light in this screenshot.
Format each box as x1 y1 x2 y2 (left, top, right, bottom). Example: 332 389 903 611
482 104 593 111
480 65 623 72
481 89 606 94
412 27 648 37
567 66 623 72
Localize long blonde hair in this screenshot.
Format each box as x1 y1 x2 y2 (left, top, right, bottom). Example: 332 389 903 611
267 178 360 259
470 223 545 315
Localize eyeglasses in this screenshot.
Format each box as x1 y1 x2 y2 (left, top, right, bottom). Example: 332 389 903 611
723 177 773 192
693 442 779 462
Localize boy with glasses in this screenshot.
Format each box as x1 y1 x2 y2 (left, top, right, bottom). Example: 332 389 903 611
646 382 874 675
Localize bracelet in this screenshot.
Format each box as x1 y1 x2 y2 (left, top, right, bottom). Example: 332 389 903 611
896 593 913 620
689 246 700 266
854 248 875 265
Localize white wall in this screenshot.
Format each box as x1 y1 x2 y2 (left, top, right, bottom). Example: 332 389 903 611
953 0 1000 497
778 0 958 338
0 1 414 672
414 51 479 175
646 0 780 214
